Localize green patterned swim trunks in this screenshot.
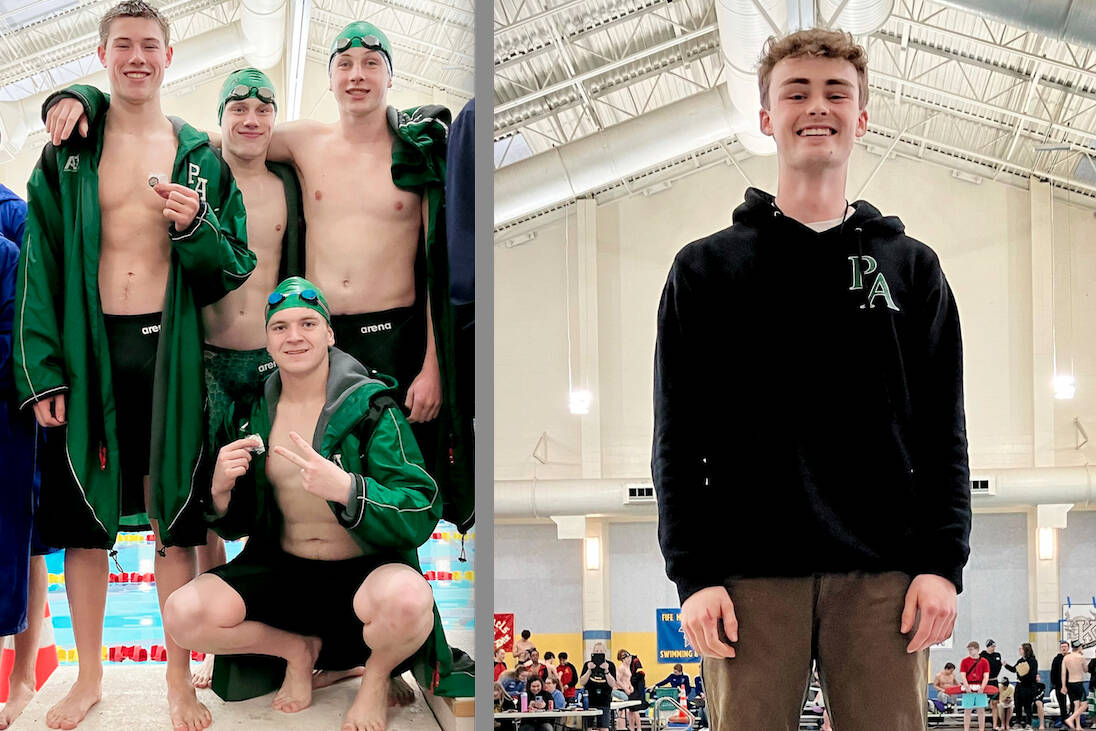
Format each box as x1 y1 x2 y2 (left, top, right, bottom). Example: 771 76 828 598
203 344 276 440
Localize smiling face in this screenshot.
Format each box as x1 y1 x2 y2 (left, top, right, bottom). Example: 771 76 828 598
329 46 392 117
266 307 334 375
759 55 867 175
222 96 275 162
98 16 172 104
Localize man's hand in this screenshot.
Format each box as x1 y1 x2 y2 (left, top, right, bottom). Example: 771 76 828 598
680 586 737 659
405 358 441 423
212 437 259 496
272 431 354 504
45 98 89 146
31 393 66 427
901 574 957 653
154 183 201 231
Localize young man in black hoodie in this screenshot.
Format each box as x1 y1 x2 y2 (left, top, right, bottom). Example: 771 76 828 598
653 28 971 731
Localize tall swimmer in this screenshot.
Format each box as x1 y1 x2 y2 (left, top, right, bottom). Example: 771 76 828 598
48 20 473 535
653 28 970 731
14 2 254 728
163 277 471 730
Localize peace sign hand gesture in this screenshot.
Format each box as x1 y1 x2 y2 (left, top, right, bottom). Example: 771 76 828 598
271 431 354 505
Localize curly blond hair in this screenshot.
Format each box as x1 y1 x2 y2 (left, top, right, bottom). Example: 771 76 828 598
757 28 868 109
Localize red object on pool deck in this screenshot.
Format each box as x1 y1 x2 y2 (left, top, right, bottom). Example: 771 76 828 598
0 603 59 701
943 685 998 695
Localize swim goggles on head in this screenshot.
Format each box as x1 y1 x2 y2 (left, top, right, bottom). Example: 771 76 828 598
225 84 276 105
267 289 322 309
334 35 384 54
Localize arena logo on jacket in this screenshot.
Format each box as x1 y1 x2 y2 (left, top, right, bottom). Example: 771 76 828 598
848 255 900 312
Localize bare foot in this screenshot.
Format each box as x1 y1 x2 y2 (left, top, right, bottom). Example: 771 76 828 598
387 676 415 707
191 654 215 689
313 667 365 690
341 666 389 731
0 677 36 729
167 671 212 731
273 636 322 714
45 676 101 730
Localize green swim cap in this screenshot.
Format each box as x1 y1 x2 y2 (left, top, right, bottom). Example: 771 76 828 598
265 277 331 325
329 21 392 75
218 67 277 124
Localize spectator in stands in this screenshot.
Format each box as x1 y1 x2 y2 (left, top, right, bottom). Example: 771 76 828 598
617 650 647 731
982 640 1003 730
1005 643 1038 729
556 651 579 701
526 648 548 681
934 662 959 701
520 678 554 731
499 667 529 697
960 641 991 731
515 629 535 657
1034 680 1047 730
543 676 566 709
1051 640 1070 728
654 664 693 695
495 681 518 731
580 641 619 731
998 678 1014 730
496 647 509 681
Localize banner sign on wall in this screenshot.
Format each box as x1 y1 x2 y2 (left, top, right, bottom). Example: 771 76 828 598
1062 604 1096 650
656 608 701 664
495 613 516 652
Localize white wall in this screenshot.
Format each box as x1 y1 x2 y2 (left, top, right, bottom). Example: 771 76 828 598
1060 509 1096 606
495 146 1096 480
608 521 680 632
495 523 584 633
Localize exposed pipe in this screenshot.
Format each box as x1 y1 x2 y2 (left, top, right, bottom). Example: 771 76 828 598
494 467 1096 519
936 0 1096 48
0 22 247 160
495 86 746 225
240 0 288 70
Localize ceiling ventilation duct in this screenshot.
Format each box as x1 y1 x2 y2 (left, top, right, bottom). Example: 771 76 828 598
937 0 1096 48
495 0 898 226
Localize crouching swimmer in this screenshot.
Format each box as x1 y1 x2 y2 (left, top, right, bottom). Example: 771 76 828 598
163 277 470 730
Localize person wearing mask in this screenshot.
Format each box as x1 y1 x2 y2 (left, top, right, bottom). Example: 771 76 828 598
580 642 618 731
1005 643 1039 729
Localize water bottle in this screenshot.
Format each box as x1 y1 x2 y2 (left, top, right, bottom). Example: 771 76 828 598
582 689 589 710
520 691 528 712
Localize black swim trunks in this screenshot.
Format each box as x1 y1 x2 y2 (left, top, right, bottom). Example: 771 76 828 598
103 312 161 520
203 344 276 440
330 305 439 478
1067 681 1085 702
206 543 419 671
330 305 425 401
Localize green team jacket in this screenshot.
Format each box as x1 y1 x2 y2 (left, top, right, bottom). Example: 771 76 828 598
206 347 474 699
387 104 474 534
17 87 255 548
53 87 475 535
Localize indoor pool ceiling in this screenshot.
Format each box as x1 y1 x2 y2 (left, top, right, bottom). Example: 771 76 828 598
494 0 1096 220
0 0 474 102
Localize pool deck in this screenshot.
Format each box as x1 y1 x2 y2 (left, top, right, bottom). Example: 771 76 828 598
11 664 471 730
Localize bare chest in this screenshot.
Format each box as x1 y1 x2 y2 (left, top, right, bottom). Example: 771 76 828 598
297 139 420 225
237 172 288 259
98 135 177 220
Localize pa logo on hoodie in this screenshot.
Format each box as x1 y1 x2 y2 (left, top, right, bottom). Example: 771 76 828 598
848 255 900 312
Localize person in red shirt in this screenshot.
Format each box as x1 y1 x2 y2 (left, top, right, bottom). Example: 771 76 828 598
960 641 991 731
556 652 579 700
495 647 508 681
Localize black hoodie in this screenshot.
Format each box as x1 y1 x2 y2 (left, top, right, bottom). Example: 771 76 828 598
652 188 971 604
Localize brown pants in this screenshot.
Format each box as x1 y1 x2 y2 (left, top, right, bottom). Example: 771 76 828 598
703 572 928 731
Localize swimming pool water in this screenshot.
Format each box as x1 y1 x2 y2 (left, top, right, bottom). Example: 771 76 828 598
44 521 474 663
